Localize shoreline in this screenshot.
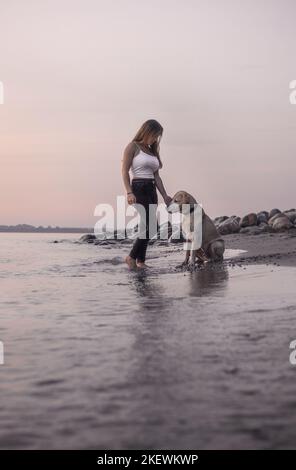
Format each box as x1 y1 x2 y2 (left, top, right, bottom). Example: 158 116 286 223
223 231 296 268
76 228 296 269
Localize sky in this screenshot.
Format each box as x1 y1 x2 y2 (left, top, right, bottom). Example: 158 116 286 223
0 0 295 227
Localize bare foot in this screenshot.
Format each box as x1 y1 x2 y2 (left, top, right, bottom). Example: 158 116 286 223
136 261 150 268
125 255 137 269
176 261 189 270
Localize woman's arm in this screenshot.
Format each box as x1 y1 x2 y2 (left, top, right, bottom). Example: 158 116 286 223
154 170 172 206
121 142 136 204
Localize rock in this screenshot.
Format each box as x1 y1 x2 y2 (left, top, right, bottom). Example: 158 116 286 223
283 209 296 224
217 216 241 235
94 239 119 245
240 213 257 227
114 229 127 239
258 222 273 233
240 226 262 235
257 211 269 224
96 240 109 245
260 210 269 217
214 216 229 226
79 234 96 243
268 208 281 220
272 215 293 232
153 240 169 246
268 212 284 226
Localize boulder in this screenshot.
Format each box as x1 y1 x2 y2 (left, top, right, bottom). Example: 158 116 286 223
94 239 118 245
79 234 96 243
268 212 284 226
240 226 262 235
114 229 127 239
283 209 296 224
214 216 229 226
240 213 257 227
257 211 269 224
268 208 281 220
258 222 273 233
217 216 241 235
260 210 269 217
272 215 293 232
118 238 133 244
153 240 169 246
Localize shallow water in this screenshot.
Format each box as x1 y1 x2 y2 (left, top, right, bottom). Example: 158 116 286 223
0 233 296 449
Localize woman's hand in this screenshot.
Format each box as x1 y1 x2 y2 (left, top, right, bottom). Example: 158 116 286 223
127 192 136 205
164 194 172 206
154 171 171 206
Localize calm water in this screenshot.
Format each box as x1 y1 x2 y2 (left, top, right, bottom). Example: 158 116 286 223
0 233 296 449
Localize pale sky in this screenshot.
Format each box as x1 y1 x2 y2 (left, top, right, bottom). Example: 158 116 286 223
0 0 295 227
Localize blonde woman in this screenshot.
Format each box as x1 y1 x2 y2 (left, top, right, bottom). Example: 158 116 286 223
122 119 172 269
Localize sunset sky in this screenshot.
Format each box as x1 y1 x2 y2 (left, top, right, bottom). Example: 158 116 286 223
0 0 295 227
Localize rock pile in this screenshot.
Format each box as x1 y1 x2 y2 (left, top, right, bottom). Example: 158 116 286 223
214 208 296 235
78 208 296 244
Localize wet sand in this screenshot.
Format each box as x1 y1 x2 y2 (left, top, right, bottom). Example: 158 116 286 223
223 229 296 268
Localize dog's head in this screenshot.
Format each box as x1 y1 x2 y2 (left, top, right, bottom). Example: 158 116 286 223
167 191 197 214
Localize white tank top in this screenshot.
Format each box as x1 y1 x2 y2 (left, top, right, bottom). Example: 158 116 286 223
130 143 160 179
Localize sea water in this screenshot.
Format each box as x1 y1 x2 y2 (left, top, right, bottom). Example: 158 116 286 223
0 233 296 449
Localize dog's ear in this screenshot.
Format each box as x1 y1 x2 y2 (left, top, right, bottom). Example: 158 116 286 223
182 192 191 204
186 193 198 205
174 191 188 204
172 191 184 203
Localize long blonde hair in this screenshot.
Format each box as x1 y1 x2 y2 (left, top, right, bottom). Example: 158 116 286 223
132 119 163 169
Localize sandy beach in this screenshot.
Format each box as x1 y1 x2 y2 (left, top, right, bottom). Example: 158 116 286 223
222 229 296 268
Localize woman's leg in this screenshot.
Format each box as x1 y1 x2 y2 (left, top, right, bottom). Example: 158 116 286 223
135 184 158 266
128 181 157 266
129 184 149 262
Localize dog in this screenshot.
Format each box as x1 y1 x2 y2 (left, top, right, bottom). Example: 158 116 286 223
167 190 225 268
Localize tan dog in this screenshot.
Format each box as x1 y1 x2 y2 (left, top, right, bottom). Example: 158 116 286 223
167 191 225 267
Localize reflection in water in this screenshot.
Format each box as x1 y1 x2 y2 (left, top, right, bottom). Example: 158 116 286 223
188 263 229 297
125 271 179 445
129 270 168 312
123 264 230 447
131 270 160 297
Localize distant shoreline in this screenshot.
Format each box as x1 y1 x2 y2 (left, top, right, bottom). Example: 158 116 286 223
0 225 94 233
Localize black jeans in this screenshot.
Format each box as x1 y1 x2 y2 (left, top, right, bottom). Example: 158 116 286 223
129 178 158 262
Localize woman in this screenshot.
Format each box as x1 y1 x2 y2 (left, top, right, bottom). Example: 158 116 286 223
122 119 172 269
